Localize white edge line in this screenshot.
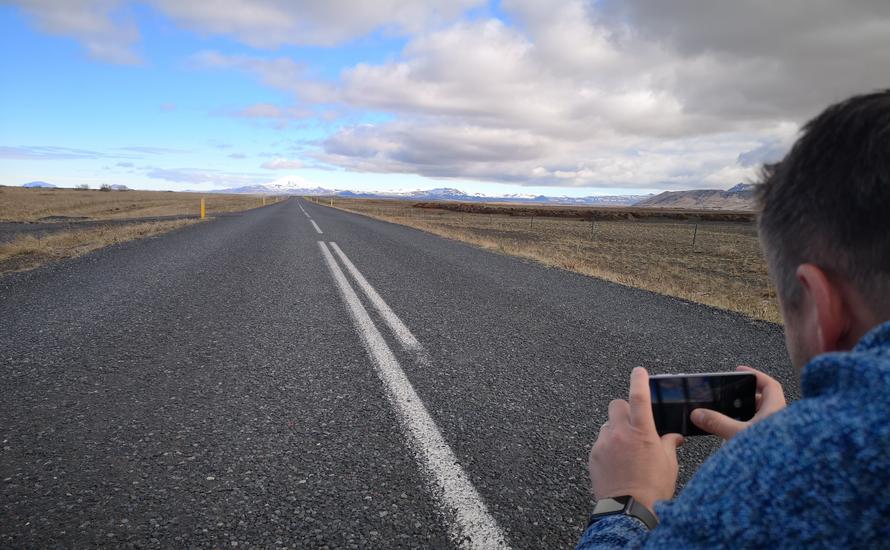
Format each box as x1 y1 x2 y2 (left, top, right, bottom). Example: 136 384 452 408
310 220 323 234
328 242 423 352
317 241 509 550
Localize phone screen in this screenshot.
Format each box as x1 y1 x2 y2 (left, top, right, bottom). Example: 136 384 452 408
649 372 756 436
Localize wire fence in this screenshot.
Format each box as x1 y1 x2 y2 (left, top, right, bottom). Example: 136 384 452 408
308 197 777 322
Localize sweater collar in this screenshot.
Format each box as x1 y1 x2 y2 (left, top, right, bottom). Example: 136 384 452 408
853 319 890 353
801 320 890 398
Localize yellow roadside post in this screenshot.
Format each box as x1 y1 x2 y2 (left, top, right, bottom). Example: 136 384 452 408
200 197 206 219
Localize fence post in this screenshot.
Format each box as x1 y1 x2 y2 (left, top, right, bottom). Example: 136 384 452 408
530 215 534 229
692 223 699 249
590 217 595 239
200 197 205 219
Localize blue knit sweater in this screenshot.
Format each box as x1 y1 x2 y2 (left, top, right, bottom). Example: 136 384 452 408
576 321 890 549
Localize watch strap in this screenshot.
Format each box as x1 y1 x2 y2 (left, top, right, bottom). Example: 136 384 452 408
587 496 658 530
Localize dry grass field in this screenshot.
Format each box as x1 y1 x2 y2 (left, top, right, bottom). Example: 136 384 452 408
0 187 276 274
318 197 780 323
0 220 197 274
0 186 270 221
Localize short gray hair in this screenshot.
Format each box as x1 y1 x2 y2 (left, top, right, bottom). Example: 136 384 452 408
756 90 890 315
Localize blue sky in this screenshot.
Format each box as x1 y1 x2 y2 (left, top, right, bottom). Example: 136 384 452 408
1 1 886 195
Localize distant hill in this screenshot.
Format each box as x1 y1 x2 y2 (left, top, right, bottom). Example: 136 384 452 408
212 182 651 206
22 181 56 188
634 183 756 210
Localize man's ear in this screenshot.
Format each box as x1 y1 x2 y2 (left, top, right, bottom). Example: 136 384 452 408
796 264 849 353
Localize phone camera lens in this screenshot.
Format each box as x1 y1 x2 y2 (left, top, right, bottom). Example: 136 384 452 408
733 398 743 408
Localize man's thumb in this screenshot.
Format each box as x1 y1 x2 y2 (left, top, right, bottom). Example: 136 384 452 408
660 433 684 453
690 408 744 440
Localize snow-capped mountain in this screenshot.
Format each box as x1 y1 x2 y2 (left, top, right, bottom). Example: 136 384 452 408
211 182 650 206
22 181 57 188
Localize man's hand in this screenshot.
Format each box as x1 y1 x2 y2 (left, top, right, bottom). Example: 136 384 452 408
588 367 684 512
690 366 787 441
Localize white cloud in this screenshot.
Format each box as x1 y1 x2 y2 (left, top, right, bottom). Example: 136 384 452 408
145 167 267 187
310 0 890 189
12 0 141 64
152 0 483 48
0 145 104 160
116 146 189 155
261 158 304 170
11 0 482 60
12 0 890 190
226 103 315 129
317 121 779 188
595 0 890 120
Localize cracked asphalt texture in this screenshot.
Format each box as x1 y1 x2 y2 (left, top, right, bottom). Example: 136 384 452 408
1 199 792 548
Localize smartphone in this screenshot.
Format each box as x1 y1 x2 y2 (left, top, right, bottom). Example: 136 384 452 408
649 372 756 436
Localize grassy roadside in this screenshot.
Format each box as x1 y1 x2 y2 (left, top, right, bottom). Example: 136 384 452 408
0 187 275 221
0 187 285 276
313 197 781 324
0 220 199 274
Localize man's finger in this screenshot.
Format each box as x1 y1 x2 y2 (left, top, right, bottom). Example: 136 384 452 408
608 398 630 425
690 408 746 440
628 367 656 431
737 365 779 392
737 365 786 412
660 433 684 455
596 420 610 440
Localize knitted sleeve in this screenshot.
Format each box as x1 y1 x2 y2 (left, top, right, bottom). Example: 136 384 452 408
576 394 881 548
574 514 648 549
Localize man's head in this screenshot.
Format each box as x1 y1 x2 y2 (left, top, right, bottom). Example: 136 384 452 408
758 90 890 372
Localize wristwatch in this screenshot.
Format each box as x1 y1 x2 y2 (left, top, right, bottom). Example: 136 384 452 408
586 496 658 530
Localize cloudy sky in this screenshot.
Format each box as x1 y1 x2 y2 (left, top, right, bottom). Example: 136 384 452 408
1 1 888 195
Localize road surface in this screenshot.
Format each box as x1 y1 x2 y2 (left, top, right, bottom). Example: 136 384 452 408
0 199 791 548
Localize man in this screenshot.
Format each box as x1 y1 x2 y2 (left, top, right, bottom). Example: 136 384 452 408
576 90 890 548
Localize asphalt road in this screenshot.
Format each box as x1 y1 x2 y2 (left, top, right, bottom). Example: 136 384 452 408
1 198 792 548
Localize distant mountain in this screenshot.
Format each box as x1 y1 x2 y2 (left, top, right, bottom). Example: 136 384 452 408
22 181 56 188
634 183 756 210
110 184 130 191
211 182 650 206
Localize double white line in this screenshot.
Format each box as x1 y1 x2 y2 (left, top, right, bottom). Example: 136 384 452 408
318 241 509 550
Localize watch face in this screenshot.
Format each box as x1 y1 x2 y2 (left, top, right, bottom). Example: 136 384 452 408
592 497 629 515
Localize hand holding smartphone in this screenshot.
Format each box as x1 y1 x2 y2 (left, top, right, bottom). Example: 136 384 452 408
649 372 757 436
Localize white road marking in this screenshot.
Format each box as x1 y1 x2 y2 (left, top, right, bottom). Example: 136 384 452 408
328 242 423 353
310 220 323 234
318 241 509 550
